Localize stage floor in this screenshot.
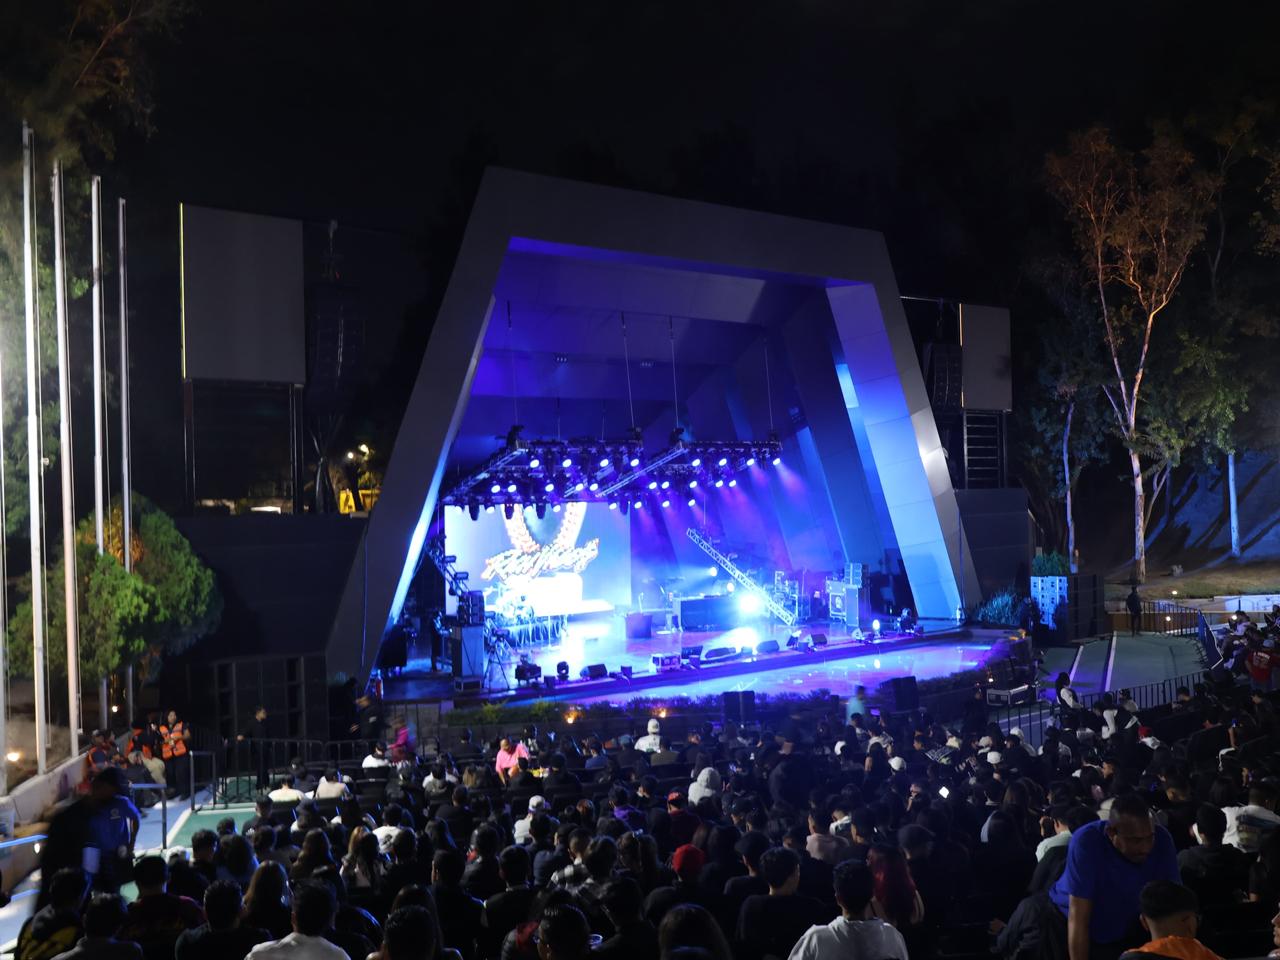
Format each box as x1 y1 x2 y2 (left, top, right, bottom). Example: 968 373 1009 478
386 617 999 706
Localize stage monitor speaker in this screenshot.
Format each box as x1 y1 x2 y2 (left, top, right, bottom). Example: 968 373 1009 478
722 690 756 721
755 640 780 655
625 613 653 639
583 663 608 680
811 633 828 647
681 645 703 659
704 646 735 662
884 675 919 712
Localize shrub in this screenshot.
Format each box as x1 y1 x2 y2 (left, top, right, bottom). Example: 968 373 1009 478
972 586 1029 627
1032 552 1070 576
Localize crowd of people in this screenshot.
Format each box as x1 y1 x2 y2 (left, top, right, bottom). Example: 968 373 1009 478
23 669 1280 960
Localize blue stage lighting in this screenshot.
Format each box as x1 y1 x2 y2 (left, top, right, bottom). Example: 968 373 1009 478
691 457 702 467
552 504 561 513
544 482 555 492
648 481 658 490
718 457 728 467
728 479 737 488
660 480 670 489
588 481 599 491
561 457 573 469
490 483 501 494
506 483 517 494
633 500 643 510
528 457 541 469
575 482 585 491
687 497 696 507
772 455 782 466
661 499 670 508
746 457 755 466
629 457 640 468
599 457 610 468
608 502 618 511
688 479 698 488
714 479 724 488
707 566 718 577
737 592 763 615
485 505 495 513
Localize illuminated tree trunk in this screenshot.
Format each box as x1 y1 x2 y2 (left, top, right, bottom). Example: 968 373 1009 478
1228 451 1241 558
1131 448 1146 583
1063 400 1077 573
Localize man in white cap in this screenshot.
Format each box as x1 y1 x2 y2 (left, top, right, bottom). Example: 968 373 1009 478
513 795 547 846
636 718 662 754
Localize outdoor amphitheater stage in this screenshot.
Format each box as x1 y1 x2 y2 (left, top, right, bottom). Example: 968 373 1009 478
381 617 1005 707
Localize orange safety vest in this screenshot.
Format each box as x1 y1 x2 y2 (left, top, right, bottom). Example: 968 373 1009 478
160 722 189 759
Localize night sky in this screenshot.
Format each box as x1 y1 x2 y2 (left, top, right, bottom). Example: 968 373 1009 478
106 0 1280 513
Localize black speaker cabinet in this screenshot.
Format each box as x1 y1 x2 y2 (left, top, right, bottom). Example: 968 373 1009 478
884 675 919 712
723 690 756 721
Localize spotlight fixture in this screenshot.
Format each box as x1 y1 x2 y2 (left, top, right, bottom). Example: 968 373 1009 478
728 479 737 488
691 457 701 467
535 503 547 519
468 503 480 521
608 502 618 511
707 566 718 577
648 481 658 490
504 504 515 519
552 504 561 513
556 661 570 681
714 479 724 488
589 481 599 491
660 480 670 489
629 457 640 467
575 481 585 491
687 498 696 506
633 500 643 510
746 457 755 466
688 480 698 488
544 482 555 492
661 499 670 508
599 457 610 468
562 457 573 468
506 483 517 494
485 505 495 513
772 455 782 466
528 457 541 469
718 457 728 467
490 483 501 494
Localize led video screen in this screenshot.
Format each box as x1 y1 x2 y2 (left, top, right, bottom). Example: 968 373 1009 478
445 503 631 619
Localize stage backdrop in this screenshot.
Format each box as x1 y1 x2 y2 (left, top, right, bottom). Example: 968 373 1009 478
445 503 631 618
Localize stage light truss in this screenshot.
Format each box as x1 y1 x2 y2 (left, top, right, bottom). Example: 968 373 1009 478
686 527 797 627
441 428 782 509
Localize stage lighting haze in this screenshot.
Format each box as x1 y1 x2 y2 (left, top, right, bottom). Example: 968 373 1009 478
707 566 718 577
737 592 763 615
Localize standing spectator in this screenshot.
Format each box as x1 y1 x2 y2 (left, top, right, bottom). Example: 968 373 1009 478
1126 587 1142 636
236 706 271 790
247 881 348 960
51 893 142 960
118 856 206 960
721 832 771 931
735 847 828 960
160 710 192 799
175 880 271 960
1049 793 1180 960
389 718 415 764
786 859 908 960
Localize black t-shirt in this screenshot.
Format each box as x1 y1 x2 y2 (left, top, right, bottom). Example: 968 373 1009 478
173 924 270 960
1178 843 1251 906
643 882 706 927
432 884 484 960
595 921 659 960
735 894 831 960
720 874 768 931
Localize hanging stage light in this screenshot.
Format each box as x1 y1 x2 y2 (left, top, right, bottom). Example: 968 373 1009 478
504 504 515 519
714 479 724 488
620 500 629 516
633 499 643 510
575 482 585 492
490 483 501 494
552 504 561 513
536 503 547 519
648 481 658 490
528 457 541 469
687 497 696 507
544 481 555 492
688 480 698 488
728 479 737 488
772 455 782 466
629 457 640 468
599 457 610 468
746 457 755 466
506 483 517 494
661 499 670 508
485 505 495 513
589 481 599 491
561 457 573 469
660 480 670 489
691 457 702 467
468 503 480 521
718 457 728 467
608 501 619 511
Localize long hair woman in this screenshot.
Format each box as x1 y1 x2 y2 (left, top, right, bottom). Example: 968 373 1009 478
243 861 292 939
340 825 387 890
868 843 924 929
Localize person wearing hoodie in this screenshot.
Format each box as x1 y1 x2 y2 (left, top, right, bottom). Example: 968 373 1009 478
786 859 906 960
1117 881 1222 960
688 765 721 806
16 868 84 960
635 719 662 754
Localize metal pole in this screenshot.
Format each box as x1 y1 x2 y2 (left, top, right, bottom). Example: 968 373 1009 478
91 176 108 732
119 198 134 725
52 159 81 756
23 124 48 776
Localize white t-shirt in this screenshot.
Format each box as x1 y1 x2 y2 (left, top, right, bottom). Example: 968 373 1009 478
362 754 391 769
268 787 304 804
635 734 662 753
373 824 401 853
248 933 349 960
787 917 907 960
1223 803 1280 853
